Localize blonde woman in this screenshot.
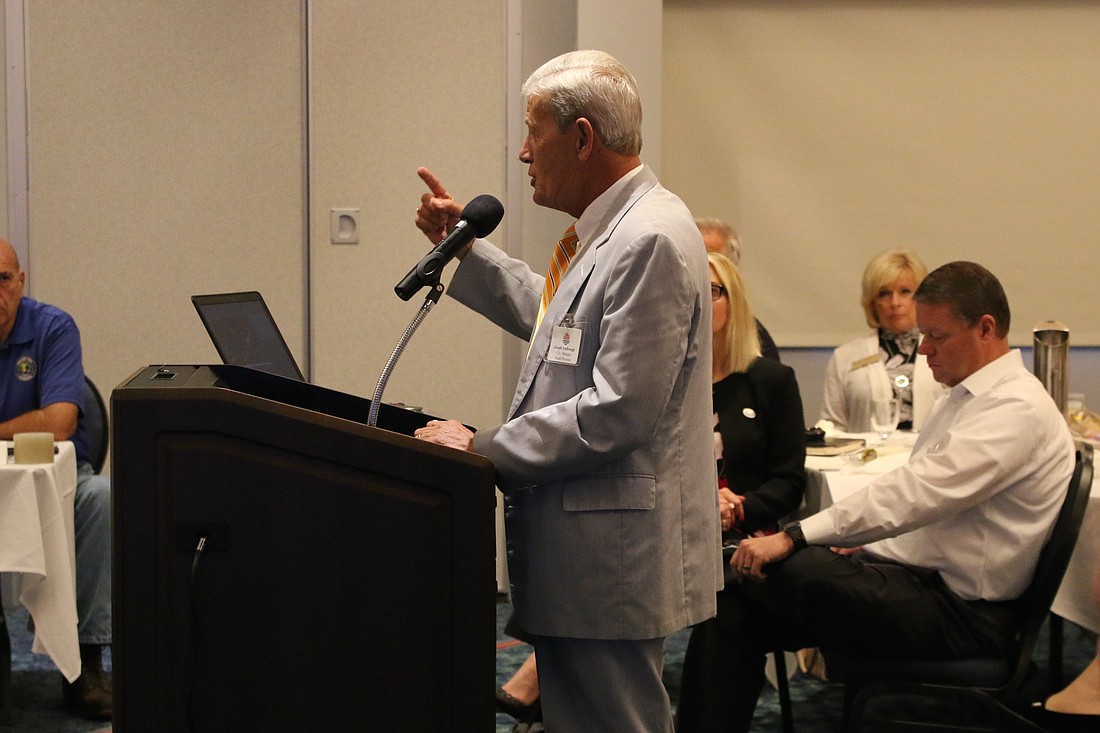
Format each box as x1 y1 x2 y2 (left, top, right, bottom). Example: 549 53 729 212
677 253 807 732
821 249 945 432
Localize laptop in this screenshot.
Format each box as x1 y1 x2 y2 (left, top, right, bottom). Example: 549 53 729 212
191 291 305 381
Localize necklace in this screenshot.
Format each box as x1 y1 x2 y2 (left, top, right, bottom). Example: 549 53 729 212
879 328 919 420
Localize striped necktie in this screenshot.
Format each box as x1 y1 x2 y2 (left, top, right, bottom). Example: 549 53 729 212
534 224 580 335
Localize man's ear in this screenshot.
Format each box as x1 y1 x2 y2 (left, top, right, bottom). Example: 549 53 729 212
576 118 594 155
978 314 998 339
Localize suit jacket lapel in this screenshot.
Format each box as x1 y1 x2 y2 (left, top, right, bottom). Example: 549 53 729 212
506 168 659 419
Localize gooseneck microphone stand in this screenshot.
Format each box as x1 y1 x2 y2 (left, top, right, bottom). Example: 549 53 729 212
367 280 445 427
375 194 504 428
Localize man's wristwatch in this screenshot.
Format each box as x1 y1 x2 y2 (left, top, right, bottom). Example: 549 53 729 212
782 521 808 551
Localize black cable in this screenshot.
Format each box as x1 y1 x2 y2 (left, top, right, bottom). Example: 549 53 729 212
186 534 208 733
191 535 207 592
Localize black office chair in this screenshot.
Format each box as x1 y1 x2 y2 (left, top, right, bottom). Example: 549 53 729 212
813 441 1094 732
82 375 109 474
769 471 830 733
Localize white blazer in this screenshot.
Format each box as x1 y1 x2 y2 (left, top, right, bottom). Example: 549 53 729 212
821 333 946 432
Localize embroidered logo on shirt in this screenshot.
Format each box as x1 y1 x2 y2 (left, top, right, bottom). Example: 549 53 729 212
15 356 36 381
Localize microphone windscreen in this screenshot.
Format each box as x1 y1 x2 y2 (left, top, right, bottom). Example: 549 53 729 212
462 195 505 238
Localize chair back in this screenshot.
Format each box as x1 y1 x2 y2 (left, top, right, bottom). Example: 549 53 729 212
1005 440 1093 686
82 376 109 474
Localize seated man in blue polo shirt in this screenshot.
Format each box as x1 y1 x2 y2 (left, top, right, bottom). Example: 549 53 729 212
0 239 112 721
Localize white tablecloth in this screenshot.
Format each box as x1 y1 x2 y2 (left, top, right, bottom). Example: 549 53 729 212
806 432 1100 634
0 440 80 681
1050 484 1100 634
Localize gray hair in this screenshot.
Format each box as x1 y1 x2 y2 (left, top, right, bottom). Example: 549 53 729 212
696 217 742 265
522 50 643 156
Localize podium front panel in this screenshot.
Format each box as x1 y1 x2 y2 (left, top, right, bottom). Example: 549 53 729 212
111 365 497 732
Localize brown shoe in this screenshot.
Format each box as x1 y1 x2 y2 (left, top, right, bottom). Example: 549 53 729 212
62 666 113 721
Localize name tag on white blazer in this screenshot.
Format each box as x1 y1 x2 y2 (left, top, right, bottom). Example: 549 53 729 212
546 314 582 366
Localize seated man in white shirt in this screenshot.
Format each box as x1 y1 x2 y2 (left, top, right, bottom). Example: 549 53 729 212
683 261 1076 733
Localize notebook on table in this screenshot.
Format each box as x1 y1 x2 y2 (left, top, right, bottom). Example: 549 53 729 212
806 437 866 457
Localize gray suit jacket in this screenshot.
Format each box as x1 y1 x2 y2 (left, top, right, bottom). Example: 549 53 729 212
448 166 722 640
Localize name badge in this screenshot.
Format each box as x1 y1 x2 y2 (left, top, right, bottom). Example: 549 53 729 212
546 316 582 365
851 354 879 370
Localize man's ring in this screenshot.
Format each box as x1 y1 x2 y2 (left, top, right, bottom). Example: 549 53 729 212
742 565 752 571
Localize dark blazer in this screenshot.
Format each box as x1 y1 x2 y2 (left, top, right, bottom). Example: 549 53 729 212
713 356 807 533
755 319 781 363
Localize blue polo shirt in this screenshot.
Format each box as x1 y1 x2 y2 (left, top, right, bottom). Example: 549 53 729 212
0 296 89 465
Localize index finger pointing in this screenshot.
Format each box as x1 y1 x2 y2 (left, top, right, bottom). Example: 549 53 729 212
417 166 451 199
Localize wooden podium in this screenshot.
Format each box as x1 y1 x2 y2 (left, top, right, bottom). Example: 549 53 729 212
111 365 497 732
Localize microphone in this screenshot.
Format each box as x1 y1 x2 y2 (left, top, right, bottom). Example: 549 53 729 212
395 194 505 300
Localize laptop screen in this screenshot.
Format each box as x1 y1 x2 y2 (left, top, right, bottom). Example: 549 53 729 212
191 291 305 381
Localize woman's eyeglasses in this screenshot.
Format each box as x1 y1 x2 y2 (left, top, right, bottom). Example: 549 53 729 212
710 284 727 301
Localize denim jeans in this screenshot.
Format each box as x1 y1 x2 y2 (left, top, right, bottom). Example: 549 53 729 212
74 463 111 645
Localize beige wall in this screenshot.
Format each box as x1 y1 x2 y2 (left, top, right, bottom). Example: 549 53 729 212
308 0 507 427
19 0 514 434
663 0 1100 347
662 0 1100 417
26 0 307 404
0 5 7 240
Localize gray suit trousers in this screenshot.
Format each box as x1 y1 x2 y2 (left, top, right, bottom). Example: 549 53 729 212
533 634 673 733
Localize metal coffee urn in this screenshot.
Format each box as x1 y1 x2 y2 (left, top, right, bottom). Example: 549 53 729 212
1034 320 1069 417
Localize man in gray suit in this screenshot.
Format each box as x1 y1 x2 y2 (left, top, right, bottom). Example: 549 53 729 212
413 50 722 731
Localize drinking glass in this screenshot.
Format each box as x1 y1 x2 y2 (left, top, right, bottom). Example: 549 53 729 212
870 398 900 444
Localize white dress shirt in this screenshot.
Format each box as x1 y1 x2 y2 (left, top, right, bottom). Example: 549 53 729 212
802 349 1075 601
572 163 645 256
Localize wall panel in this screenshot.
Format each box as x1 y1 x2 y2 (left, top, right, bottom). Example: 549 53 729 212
664 1 1100 346
308 0 507 428
26 0 306 404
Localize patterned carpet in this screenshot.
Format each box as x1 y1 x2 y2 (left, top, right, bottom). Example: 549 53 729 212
1 605 111 732
494 598 1097 733
2 599 1093 732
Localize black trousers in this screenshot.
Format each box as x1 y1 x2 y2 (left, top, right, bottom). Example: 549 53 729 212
675 547 1020 733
